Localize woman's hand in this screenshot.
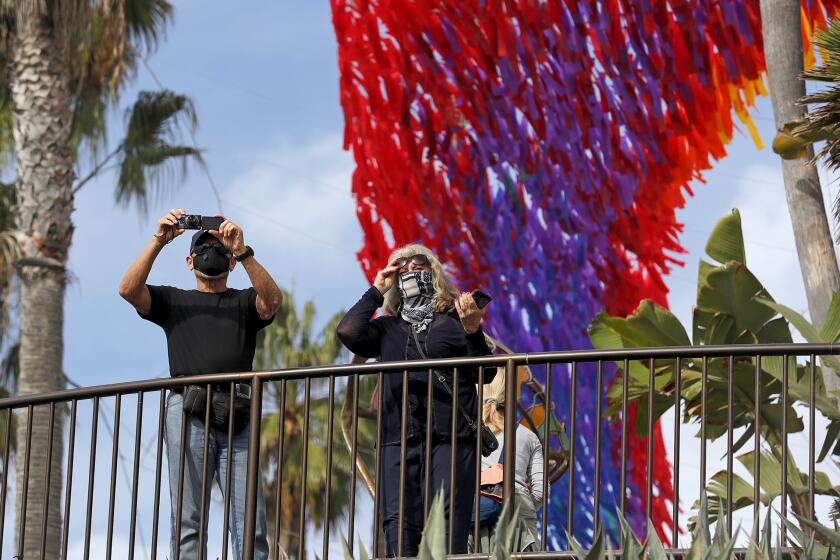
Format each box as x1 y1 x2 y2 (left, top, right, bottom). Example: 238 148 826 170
455 292 485 334
373 263 401 295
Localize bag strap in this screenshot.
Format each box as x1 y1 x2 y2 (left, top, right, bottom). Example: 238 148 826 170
411 328 479 434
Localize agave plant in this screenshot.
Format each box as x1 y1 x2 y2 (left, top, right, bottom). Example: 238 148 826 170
341 491 523 560
564 497 741 560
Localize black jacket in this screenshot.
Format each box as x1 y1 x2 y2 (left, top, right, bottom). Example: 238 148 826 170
336 286 495 445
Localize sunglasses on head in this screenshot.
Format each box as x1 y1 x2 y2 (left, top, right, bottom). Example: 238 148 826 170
392 254 429 268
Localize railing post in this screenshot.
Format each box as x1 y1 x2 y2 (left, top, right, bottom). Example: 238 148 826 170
243 375 263 560
502 359 517 507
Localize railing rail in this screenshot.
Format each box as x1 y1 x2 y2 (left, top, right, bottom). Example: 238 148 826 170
1 343 835 408
0 342 836 559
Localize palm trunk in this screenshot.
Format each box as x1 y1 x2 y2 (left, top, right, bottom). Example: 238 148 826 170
760 0 840 401
10 15 74 560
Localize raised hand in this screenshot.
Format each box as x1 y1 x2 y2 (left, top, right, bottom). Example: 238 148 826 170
210 218 246 255
153 208 186 246
455 291 485 334
373 262 401 295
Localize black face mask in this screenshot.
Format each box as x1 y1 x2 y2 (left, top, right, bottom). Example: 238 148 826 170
192 244 231 278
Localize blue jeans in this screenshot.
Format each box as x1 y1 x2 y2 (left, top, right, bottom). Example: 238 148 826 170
165 391 269 560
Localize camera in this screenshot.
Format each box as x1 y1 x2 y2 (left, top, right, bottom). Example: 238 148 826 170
176 215 224 231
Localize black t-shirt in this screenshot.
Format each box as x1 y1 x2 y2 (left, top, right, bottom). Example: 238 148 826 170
139 285 274 377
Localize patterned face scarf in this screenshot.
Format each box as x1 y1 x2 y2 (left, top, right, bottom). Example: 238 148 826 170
397 270 435 332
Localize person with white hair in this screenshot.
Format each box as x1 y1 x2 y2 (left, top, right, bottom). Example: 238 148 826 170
471 366 544 552
336 243 493 556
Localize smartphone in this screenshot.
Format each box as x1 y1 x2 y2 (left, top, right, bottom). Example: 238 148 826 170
471 289 492 309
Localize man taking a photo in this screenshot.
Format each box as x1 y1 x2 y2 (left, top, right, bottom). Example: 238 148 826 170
119 208 281 559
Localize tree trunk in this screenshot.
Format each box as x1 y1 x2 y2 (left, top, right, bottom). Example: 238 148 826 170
760 0 840 400
10 15 74 560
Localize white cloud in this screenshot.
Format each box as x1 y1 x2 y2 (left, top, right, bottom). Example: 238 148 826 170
220 134 369 324
225 134 358 255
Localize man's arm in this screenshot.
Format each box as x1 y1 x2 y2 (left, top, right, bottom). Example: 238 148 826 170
240 256 283 320
213 219 282 320
118 209 185 315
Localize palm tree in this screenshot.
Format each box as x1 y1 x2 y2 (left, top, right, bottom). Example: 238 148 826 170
0 2 200 557
759 1 840 404
255 290 378 560
772 17 840 226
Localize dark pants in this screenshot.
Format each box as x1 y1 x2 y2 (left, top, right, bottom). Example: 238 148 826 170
379 435 477 557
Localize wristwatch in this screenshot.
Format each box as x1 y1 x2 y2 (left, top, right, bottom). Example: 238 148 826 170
234 245 254 262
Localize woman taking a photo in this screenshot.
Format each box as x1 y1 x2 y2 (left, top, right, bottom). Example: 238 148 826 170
336 243 493 556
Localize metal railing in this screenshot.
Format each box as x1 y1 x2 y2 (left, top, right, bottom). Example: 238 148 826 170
0 342 836 559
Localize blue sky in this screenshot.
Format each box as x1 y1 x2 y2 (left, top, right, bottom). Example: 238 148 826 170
5 0 838 556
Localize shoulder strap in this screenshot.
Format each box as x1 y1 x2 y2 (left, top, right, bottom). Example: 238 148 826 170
411 328 478 433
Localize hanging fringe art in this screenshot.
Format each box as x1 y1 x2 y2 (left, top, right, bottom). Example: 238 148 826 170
331 0 840 547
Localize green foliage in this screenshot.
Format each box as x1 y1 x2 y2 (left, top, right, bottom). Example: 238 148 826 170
0 1 176 165
256 290 377 558
491 502 521 560
589 209 840 527
0 0 190 204
338 490 840 559
567 499 739 559
341 492 479 560
568 498 840 559
124 0 172 54
779 511 840 559
341 535 369 560
254 289 344 373
753 294 840 465
114 90 202 213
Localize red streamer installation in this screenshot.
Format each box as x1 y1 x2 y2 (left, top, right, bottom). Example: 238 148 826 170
331 0 839 547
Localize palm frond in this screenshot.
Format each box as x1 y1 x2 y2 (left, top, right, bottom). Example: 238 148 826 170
60 0 172 159
796 18 840 170
115 89 202 213
124 0 172 55
812 16 840 78
787 17 840 241
830 497 840 523
70 82 113 163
